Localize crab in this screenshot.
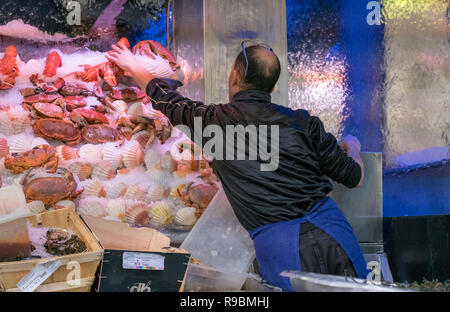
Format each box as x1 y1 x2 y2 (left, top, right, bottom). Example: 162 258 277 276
59 83 92 97
132 40 180 71
107 87 146 102
4 144 58 174
23 93 61 104
22 167 83 207
29 102 65 119
32 118 82 146
175 183 219 216
81 124 124 144
69 108 109 126
62 96 87 111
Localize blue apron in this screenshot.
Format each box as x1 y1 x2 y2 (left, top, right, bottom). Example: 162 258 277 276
248 196 369 291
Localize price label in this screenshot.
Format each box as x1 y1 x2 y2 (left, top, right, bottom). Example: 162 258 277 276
122 252 165 271
17 260 62 292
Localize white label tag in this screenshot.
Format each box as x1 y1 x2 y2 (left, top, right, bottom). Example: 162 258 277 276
17 260 62 292
122 252 165 271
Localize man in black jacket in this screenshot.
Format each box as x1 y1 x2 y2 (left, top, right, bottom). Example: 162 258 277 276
107 41 369 291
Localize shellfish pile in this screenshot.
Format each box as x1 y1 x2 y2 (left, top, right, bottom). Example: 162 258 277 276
0 40 219 230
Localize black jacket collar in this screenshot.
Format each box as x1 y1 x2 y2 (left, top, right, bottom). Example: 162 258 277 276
231 89 272 104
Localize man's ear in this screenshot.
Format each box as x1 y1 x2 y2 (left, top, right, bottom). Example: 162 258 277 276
230 67 241 88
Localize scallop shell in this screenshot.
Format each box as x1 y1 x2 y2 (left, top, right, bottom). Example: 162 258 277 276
106 182 128 199
27 201 46 214
91 160 115 180
0 111 11 136
149 201 174 225
30 137 49 148
56 145 79 161
146 183 168 202
7 134 32 154
79 144 103 161
69 161 93 181
146 167 172 187
11 113 30 134
125 202 150 226
0 137 9 159
53 200 76 210
160 151 177 173
110 100 128 113
102 144 122 170
131 130 151 149
124 183 146 201
175 207 197 226
77 199 105 217
105 200 126 221
83 180 106 197
122 141 144 168
144 149 160 169
120 127 133 140
127 102 144 117
170 140 194 162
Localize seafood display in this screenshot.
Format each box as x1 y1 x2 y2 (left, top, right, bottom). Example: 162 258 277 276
0 39 219 231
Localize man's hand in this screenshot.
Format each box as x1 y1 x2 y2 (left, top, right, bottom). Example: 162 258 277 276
339 135 364 187
106 42 155 91
339 135 361 154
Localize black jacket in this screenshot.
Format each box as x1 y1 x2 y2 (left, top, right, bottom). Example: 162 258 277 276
146 78 361 231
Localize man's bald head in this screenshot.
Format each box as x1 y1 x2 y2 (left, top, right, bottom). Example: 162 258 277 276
234 45 281 93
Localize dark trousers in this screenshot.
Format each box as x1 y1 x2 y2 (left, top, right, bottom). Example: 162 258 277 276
299 225 357 277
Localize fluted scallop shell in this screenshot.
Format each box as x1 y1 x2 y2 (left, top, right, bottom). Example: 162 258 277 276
79 144 103 161
0 137 9 159
105 200 126 221
30 137 49 148
131 130 151 149
144 149 160 169
110 100 128 113
69 161 92 181
106 182 128 199
175 207 197 226
91 160 115 180
127 102 144 117
83 180 106 197
160 151 177 173
124 183 146 201
53 200 76 210
149 201 174 225
27 201 46 214
120 126 133 140
77 199 105 217
102 144 122 170
146 183 168 202
11 113 30 134
125 202 150 226
146 167 172 187
0 111 11 136
7 134 32 154
56 145 79 161
122 141 144 168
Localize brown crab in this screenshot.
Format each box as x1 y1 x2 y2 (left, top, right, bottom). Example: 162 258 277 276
23 93 61 104
32 118 82 146
81 124 124 144
175 183 219 217
4 144 58 174
69 108 109 126
29 102 65 119
107 87 146 102
22 167 83 207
